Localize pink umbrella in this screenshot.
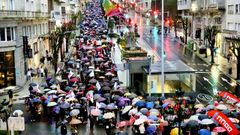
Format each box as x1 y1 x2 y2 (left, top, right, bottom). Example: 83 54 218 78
91 109 101 116
117 121 128 128
70 77 78 83
57 90 67 94
213 126 226 133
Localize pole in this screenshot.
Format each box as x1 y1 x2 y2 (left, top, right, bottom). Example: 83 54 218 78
178 99 181 135
161 0 165 97
148 56 152 96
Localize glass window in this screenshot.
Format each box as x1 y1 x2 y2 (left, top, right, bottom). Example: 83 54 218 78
0 28 5 41
228 5 234 14
236 4 239 14
7 27 11 41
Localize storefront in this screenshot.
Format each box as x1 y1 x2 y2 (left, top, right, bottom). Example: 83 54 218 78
0 51 15 88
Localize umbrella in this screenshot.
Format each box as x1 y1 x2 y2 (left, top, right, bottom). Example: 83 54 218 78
229 117 239 124
216 104 227 110
146 125 156 135
198 114 208 120
60 102 70 109
29 82 38 87
102 86 111 91
134 119 145 125
57 90 67 94
69 118 82 125
170 128 182 135
198 129 211 135
103 93 111 98
146 96 157 101
70 78 78 83
70 109 80 116
97 97 106 102
194 104 205 109
146 102 154 109
116 121 128 128
148 115 158 121
47 102 57 107
149 109 160 116
98 102 106 109
50 85 58 89
189 114 200 121
213 126 226 133
43 88 51 92
112 95 121 101
135 101 145 107
200 119 214 125
47 90 57 94
91 109 101 116
139 108 148 115
122 105 132 114
13 110 23 116
89 78 97 84
128 108 138 116
40 83 48 87
186 120 199 127
106 103 117 110
31 98 41 103
72 103 82 109
103 112 115 119
206 104 215 110
93 94 101 100
66 98 78 102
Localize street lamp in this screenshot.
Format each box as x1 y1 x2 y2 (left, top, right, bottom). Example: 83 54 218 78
161 0 165 97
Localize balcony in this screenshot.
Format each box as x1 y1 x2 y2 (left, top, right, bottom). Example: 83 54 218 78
207 0 225 11
177 0 191 10
0 10 50 19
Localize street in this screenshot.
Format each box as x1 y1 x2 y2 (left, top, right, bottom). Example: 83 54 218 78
126 11 238 96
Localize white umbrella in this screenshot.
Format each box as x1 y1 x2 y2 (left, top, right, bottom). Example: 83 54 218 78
189 114 200 121
47 101 57 107
200 119 214 125
103 112 115 119
70 109 80 116
194 104 204 109
50 85 58 89
128 108 138 116
134 119 145 125
47 90 57 94
149 109 160 116
91 109 101 116
236 103 240 107
122 105 132 114
13 110 23 116
216 104 227 110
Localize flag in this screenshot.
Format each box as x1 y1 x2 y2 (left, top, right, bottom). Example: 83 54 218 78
96 102 101 109
113 82 118 90
68 70 74 79
207 110 240 135
102 0 116 15
96 81 101 91
129 115 135 125
86 91 94 103
219 91 240 103
89 70 95 77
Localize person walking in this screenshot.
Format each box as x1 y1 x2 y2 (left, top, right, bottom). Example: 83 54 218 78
7 89 13 104
60 123 67 135
27 68 32 81
44 67 48 78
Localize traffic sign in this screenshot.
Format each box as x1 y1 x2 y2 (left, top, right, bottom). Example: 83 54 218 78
8 117 25 131
197 93 213 103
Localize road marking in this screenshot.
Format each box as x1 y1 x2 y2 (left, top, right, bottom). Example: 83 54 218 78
196 71 210 73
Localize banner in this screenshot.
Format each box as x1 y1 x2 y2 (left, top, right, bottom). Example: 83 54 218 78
219 91 240 103
207 110 240 135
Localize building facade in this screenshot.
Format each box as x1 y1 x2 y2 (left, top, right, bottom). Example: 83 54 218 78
0 0 49 88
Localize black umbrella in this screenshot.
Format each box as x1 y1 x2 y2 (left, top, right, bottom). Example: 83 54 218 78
89 78 97 84
198 114 209 120
29 82 38 87
102 86 111 91
186 120 199 127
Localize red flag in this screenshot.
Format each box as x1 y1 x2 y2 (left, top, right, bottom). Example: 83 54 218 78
207 110 240 135
129 115 135 125
219 91 240 103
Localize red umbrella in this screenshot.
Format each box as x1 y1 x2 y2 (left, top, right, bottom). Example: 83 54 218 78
213 126 226 133
117 121 128 128
70 77 78 83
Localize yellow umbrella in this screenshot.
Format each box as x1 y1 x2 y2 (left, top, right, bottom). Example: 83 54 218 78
194 104 205 109
124 92 131 96
170 128 182 135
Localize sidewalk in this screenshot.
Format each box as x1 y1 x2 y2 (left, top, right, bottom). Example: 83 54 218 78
168 31 237 80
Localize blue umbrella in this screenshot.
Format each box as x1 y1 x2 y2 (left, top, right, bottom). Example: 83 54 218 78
198 129 211 135
135 101 145 107
146 102 154 109
118 100 126 107
145 125 156 135
162 102 169 109
60 102 70 109
106 103 116 110
99 103 106 109
29 82 38 87
139 108 148 115
148 115 158 121
31 98 41 103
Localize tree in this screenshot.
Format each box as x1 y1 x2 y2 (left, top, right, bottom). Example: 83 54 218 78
227 37 240 80
63 22 76 53
71 11 83 25
108 18 115 33
204 26 219 63
180 17 188 44
50 27 64 74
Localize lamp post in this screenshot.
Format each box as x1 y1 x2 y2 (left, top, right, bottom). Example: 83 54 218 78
161 0 165 97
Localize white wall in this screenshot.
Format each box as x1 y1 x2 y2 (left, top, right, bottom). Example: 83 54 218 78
225 0 240 32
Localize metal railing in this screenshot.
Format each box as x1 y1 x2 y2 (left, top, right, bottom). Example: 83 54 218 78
0 10 50 19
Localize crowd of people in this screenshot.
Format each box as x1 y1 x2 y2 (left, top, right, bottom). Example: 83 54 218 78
23 0 240 135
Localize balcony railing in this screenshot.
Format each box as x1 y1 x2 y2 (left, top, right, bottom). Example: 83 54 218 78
208 0 225 10
0 10 50 19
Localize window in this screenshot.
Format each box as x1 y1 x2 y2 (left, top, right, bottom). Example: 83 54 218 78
235 23 238 30
0 27 16 41
227 22 234 30
228 5 234 14
0 28 6 41
33 42 38 54
236 4 239 14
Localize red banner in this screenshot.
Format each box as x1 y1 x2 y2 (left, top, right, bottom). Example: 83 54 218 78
219 91 240 103
207 110 240 135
